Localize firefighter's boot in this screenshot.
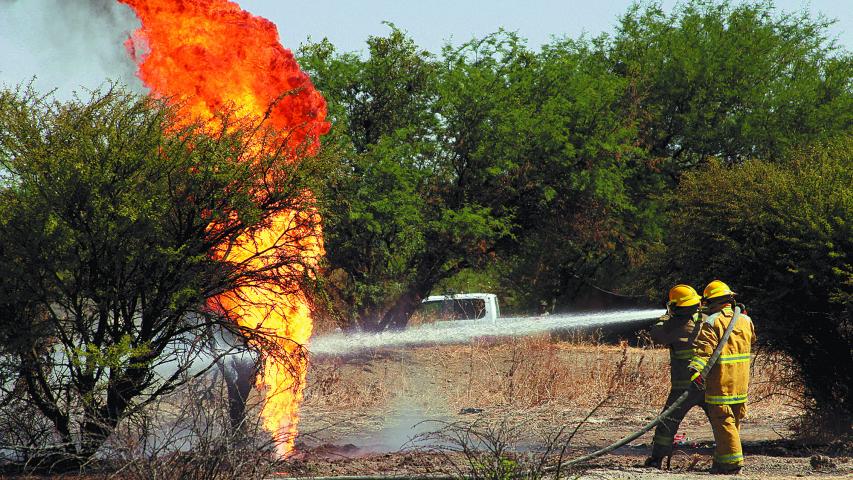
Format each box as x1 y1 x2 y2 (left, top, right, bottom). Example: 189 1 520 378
643 455 664 469
645 454 674 469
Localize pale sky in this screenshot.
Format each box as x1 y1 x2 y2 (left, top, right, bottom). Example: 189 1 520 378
252 0 852 55
0 0 850 98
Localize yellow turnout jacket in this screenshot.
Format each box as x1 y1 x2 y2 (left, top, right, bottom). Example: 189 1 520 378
688 305 755 405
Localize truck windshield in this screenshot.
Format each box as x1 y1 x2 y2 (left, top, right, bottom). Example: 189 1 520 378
412 298 487 324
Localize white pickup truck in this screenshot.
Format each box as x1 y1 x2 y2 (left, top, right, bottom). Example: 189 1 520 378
416 293 501 323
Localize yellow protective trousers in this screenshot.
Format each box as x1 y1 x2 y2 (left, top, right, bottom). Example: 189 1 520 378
708 402 747 470
651 388 707 458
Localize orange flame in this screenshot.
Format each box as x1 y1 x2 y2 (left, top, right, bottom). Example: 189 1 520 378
119 0 329 454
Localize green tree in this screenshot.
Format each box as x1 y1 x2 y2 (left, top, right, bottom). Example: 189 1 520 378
301 0 853 325
435 32 657 309
301 28 510 329
0 86 321 465
650 139 852 435
611 0 853 174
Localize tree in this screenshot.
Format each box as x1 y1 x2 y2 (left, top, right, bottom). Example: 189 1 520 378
300 1 853 325
300 28 510 329
435 33 657 309
0 86 321 466
301 28 657 322
649 138 852 436
611 0 853 174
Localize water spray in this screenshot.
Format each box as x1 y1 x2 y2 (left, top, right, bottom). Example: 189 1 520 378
309 309 663 355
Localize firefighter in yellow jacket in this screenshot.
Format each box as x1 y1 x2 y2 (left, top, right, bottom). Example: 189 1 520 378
688 280 755 474
644 284 708 468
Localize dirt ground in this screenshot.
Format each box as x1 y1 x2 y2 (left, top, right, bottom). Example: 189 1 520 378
287 336 852 479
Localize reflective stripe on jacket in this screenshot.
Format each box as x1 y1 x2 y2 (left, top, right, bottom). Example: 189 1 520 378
651 312 701 391
688 306 755 404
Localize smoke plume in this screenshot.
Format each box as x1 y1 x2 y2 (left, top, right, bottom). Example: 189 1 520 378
0 0 142 98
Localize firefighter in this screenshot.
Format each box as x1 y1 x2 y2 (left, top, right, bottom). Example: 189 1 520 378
644 284 708 468
688 280 755 474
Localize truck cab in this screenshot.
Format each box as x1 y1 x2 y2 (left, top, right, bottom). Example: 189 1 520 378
415 293 501 324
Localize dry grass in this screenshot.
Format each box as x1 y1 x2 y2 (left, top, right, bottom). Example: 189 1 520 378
303 352 398 410
303 333 672 414
302 334 803 438
431 335 670 410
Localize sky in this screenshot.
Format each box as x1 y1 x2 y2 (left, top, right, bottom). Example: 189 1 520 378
0 0 850 98
254 0 852 55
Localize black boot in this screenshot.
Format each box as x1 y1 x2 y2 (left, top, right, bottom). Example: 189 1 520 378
645 454 673 469
710 464 742 475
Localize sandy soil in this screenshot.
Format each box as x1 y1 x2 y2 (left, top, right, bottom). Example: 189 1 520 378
285 336 851 479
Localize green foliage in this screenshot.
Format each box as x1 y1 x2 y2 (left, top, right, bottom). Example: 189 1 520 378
0 85 319 461
611 0 853 170
69 335 152 373
471 456 523 480
68 335 152 408
303 1 851 324
440 32 654 308
301 27 513 328
302 27 655 323
651 137 852 433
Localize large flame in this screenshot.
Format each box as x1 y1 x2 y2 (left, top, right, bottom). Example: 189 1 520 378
119 0 329 454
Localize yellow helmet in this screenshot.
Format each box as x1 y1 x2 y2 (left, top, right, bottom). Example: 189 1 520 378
668 284 701 307
703 280 735 300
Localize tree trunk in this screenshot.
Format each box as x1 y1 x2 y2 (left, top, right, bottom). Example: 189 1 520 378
378 286 429 330
19 354 79 471
375 251 460 331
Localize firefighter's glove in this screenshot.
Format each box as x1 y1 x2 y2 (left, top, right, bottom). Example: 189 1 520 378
689 369 705 390
658 313 672 322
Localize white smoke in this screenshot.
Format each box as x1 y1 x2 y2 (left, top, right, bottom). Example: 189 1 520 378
309 309 663 356
0 0 143 99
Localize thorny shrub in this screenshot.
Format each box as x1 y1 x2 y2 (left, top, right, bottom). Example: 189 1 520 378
412 418 582 480
105 376 286 480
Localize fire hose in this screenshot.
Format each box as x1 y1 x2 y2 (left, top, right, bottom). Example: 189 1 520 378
281 307 742 480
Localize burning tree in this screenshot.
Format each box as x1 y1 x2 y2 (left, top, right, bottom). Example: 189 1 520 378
118 0 330 455
0 85 324 468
